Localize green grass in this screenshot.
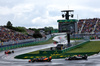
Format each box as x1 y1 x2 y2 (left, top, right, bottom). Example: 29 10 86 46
26 48 49 54
23 37 55 47
37 37 55 44
27 50 39 54
15 41 100 59
26 41 100 54
66 41 100 53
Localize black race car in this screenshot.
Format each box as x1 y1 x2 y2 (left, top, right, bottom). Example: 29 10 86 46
65 55 87 60
28 57 52 63
5 50 14 54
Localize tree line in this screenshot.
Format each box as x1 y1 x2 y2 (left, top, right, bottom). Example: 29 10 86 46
5 21 54 38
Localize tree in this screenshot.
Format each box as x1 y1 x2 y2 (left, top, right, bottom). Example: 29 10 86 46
44 27 53 34
33 30 42 38
7 21 12 28
29 28 37 31
14 27 26 32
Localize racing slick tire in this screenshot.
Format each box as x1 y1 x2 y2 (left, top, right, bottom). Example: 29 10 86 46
12 51 14 53
5 52 7 54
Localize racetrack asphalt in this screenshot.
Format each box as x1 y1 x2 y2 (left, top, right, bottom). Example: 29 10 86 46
0 35 100 66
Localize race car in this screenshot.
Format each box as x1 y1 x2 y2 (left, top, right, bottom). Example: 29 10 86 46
5 50 14 54
28 57 52 63
65 54 87 60
53 41 58 44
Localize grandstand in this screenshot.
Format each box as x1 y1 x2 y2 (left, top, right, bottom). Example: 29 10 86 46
0 26 33 42
1 18 100 45
78 18 100 34
0 26 50 46
77 18 100 39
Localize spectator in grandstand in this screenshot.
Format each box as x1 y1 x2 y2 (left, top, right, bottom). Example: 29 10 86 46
26 29 34 36
0 26 33 43
95 19 100 33
79 18 97 33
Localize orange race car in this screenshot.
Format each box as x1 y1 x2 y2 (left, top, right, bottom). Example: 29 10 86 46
5 50 14 54
28 57 52 63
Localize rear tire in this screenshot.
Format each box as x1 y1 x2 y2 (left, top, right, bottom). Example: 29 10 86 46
32 60 35 62
5 52 6 54
12 51 14 53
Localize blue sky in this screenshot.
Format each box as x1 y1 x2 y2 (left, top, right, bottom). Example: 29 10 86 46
0 0 100 28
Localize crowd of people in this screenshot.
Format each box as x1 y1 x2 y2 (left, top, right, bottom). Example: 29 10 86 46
0 26 33 43
1 18 100 43
78 18 99 34
94 19 100 34
78 19 84 32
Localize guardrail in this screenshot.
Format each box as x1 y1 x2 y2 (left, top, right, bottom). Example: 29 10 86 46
39 40 90 54
0 35 51 46
14 40 92 59
62 40 90 53
0 35 51 51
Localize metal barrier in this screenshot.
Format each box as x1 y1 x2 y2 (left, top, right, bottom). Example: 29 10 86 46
15 40 92 59
0 35 51 51
0 35 51 46
62 40 90 53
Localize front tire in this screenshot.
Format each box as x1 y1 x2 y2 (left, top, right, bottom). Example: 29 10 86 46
47 59 51 62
